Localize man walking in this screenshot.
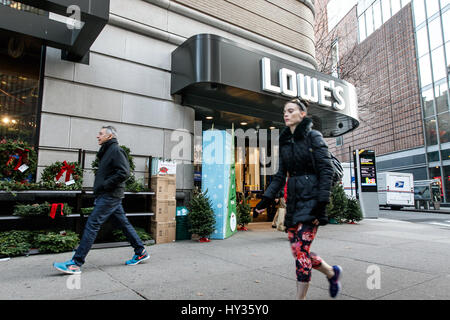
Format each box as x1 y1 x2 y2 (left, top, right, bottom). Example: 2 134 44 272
53 126 149 274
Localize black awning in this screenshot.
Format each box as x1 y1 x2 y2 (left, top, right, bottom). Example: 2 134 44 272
0 0 109 62
171 34 360 137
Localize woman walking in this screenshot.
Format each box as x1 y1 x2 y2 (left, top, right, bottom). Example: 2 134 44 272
254 99 342 300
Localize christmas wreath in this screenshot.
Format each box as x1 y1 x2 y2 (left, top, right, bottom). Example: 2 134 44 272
40 161 83 190
0 139 37 183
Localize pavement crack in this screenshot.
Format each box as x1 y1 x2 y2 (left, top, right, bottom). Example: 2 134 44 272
91 263 150 300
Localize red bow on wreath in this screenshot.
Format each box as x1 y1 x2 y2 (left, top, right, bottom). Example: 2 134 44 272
55 161 75 182
50 203 64 219
6 148 30 171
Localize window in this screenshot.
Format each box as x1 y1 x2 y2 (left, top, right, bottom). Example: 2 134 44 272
438 112 450 143
331 40 339 78
428 151 440 162
391 0 401 16
382 0 391 23
444 10 450 43
419 54 433 87
366 6 374 36
426 0 440 19
431 46 446 82
359 14 367 42
435 82 449 114
425 117 439 145
0 31 41 145
336 136 344 147
413 0 426 26
422 88 435 118
416 26 429 57
374 0 382 29
428 17 443 51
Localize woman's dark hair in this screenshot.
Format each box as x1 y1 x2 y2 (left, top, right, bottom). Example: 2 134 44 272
287 98 309 112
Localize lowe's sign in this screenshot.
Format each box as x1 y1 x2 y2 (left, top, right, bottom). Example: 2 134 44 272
261 57 346 111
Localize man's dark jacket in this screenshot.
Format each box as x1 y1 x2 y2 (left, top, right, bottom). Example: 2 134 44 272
258 117 334 228
93 138 130 198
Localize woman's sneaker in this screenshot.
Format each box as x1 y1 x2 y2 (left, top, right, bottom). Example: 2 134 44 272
125 249 150 266
53 260 81 274
328 265 343 298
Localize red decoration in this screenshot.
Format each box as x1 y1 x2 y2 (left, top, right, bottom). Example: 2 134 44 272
55 161 75 182
50 203 64 219
199 237 210 243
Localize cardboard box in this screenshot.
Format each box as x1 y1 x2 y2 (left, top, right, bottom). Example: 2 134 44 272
150 221 176 244
151 197 176 222
150 175 176 200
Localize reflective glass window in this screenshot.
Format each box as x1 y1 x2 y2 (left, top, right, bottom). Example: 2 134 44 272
382 0 391 23
435 82 449 113
438 112 450 143
431 46 446 82
366 7 374 36
413 0 426 26
444 10 450 42
422 88 435 118
391 0 401 15
401 0 411 7
425 117 439 145
359 15 367 42
419 54 433 87
428 17 443 50
426 0 440 18
416 26 429 57
374 0 383 30
428 151 440 162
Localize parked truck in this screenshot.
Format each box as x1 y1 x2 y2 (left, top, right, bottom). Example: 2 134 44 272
377 172 414 210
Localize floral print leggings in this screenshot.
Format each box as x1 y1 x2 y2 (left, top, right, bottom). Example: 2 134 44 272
288 223 323 283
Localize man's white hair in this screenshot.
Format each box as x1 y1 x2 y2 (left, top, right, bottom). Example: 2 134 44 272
102 126 118 139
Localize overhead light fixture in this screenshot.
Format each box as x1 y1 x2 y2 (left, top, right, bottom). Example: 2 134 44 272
2 117 10 124
206 116 214 120
269 127 276 130
11 120 17 124
240 122 248 126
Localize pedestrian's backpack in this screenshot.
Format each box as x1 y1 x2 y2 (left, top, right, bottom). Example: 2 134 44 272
306 132 344 187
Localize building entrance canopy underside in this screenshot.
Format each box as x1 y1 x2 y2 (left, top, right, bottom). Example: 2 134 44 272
171 34 359 137
0 0 109 62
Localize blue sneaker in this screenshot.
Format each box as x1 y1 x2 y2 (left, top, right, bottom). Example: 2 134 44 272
53 260 81 275
328 265 342 298
125 249 150 266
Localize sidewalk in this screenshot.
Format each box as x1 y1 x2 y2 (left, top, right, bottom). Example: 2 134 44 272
1 218 450 300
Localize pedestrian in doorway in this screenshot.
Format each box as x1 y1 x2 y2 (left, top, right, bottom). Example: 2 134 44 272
254 99 342 300
53 126 149 274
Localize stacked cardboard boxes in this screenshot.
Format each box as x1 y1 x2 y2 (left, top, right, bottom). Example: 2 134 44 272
150 175 176 244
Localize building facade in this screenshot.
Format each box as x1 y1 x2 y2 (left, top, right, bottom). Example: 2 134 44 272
317 0 450 202
1 0 334 206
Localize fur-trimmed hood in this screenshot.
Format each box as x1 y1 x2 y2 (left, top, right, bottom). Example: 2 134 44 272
279 117 314 146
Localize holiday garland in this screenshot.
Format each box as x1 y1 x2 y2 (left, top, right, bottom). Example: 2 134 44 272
0 139 37 183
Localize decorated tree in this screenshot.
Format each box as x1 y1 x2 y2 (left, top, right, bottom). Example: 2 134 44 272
187 189 216 242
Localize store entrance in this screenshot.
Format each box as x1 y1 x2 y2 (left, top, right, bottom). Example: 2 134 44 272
194 128 280 225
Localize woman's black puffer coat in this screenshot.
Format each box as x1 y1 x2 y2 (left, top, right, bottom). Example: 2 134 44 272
261 117 334 228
